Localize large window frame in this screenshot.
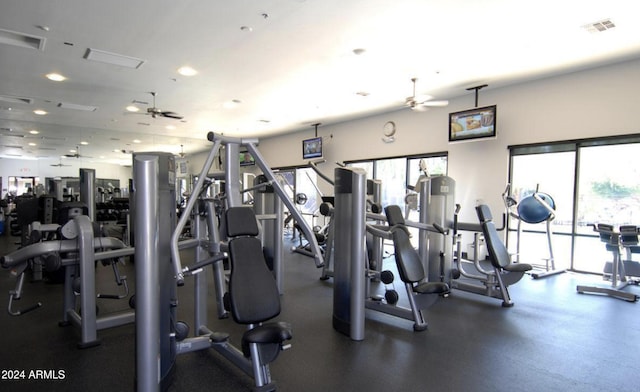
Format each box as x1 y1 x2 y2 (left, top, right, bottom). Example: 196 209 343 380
508 133 640 273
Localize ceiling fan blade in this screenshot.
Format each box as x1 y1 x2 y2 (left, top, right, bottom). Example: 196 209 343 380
161 111 184 119
421 100 449 107
411 105 429 112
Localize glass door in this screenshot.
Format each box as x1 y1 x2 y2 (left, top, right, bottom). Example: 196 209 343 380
508 151 575 271
573 143 640 273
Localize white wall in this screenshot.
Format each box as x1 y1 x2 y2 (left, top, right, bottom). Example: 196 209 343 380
251 58 640 222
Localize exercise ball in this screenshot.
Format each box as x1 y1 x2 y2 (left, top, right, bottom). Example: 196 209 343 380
517 193 555 224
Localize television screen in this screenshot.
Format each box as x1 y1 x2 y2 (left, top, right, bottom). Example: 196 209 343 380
239 151 255 166
449 105 496 142
302 137 323 159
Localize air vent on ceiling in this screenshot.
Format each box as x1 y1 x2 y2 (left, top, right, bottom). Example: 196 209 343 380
0 95 33 105
0 28 46 50
582 19 616 33
1 132 25 138
57 102 98 111
84 48 145 69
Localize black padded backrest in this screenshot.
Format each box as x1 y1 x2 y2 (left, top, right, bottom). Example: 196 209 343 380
226 207 280 324
476 204 510 269
596 223 614 244
391 226 426 283
226 206 260 237
384 205 406 226
619 225 638 246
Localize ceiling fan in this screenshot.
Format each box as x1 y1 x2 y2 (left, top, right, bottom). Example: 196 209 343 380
405 78 449 111
50 158 71 167
64 145 91 159
142 92 184 120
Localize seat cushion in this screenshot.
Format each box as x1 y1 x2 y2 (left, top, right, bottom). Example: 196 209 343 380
503 262 532 272
413 282 449 295
241 321 293 357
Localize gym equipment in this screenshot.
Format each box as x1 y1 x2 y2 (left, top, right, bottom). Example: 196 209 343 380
331 168 448 340
576 224 639 302
377 205 450 330
475 205 533 307
503 184 564 278
1 214 131 346
415 175 532 306
225 207 293 386
136 134 308 391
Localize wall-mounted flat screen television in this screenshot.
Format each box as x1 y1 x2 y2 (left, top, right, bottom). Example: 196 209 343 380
449 105 497 142
239 151 255 166
302 136 323 159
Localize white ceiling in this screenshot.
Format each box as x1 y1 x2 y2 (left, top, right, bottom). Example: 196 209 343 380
1 0 639 165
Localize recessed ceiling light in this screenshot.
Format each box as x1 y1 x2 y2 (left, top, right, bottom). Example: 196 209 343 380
46 73 66 81
166 125 176 130
28 142 36 146
29 130 39 134
126 105 140 112
80 141 89 145
133 139 141 143
33 109 47 115
240 26 253 32
177 66 197 76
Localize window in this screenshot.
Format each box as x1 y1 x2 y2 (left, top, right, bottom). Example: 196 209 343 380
509 135 640 273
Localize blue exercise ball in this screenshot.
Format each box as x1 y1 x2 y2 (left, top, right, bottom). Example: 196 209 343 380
517 193 555 224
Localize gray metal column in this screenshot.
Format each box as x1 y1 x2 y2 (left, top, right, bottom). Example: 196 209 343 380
134 154 160 392
134 152 177 392
332 167 366 341
419 176 455 283
225 143 242 207
79 168 96 221
75 214 99 347
368 179 383 273
253 174 285 293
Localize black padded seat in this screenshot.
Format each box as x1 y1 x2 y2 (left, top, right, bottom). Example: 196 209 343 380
503 263 533 273
241 321 293 357
476 204 532 272
413 281 450 295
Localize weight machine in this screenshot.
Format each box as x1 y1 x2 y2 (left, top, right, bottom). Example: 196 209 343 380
576 224 639 302
331 167 448 340
135 133 324 391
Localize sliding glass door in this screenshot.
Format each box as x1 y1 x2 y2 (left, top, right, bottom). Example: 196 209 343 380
573 143 640 272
